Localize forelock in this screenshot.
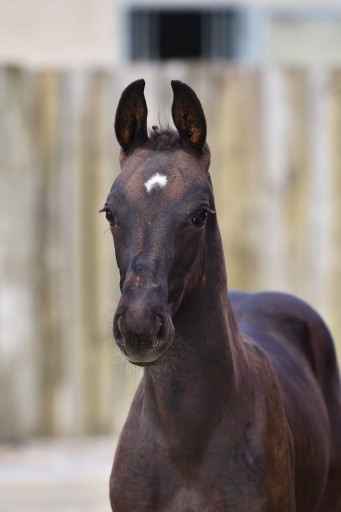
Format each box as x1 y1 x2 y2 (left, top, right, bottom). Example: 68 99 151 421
147 127 180 150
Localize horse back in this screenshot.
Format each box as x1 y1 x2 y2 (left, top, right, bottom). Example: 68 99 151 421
230 291 341 407
230 290 341 511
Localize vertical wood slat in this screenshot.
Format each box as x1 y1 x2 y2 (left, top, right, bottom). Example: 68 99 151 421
329 70 341 362
284 69 310 296
0 64 341 439
35 71 64 435
0 68 40 439
260 68 293 290
305 69 334 307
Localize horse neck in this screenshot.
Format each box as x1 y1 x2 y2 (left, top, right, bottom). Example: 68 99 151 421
173 215 240 372
143 212 244 447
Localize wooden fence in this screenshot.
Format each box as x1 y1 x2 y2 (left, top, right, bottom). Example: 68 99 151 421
1 64 341 439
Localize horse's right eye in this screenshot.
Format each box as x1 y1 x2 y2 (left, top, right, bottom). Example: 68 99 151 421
101 208 115 225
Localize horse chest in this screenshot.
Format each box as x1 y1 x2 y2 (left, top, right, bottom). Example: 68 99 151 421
164 487 217 512
163 485 276 512
110 434 290 512
111 473 280 512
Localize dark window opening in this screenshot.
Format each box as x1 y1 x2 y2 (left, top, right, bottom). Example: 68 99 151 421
129 8 243 61
159 11 201 59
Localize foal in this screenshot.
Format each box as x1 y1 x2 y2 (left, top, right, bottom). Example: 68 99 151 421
102 79 341 511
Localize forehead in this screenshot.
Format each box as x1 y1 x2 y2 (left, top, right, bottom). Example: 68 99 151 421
109 147 209 203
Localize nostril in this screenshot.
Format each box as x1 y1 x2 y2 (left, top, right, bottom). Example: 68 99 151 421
156 315 163 333
154 314 166 342
114 314 123 340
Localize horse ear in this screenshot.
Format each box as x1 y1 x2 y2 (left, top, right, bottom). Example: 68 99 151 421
171 80 207 155
115 79 149 154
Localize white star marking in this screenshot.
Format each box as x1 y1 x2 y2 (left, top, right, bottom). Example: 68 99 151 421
144 173 168 193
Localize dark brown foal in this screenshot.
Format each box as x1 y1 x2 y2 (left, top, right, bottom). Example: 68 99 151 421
102 79 341 511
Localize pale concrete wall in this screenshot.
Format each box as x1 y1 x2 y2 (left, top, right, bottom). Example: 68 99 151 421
0 0 116 67
0 0 341 68
269 17 341 65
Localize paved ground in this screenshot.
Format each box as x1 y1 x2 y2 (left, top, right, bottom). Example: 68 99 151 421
0 438 116 512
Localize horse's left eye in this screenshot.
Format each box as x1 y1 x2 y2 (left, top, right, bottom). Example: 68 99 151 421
192 209 208 227
103 208 115 225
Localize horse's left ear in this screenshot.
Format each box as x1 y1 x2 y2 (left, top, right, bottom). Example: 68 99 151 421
171 80 207 155
115 79 149 155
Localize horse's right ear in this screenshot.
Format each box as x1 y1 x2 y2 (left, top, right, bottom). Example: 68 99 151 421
115 79 149 155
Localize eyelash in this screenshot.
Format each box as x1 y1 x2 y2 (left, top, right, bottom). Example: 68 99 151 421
99 207 116 226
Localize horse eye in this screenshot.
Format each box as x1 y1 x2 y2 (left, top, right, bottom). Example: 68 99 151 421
105 209 115 225
192 209 208 227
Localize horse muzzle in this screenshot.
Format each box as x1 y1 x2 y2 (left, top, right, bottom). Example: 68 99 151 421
113 300 175 365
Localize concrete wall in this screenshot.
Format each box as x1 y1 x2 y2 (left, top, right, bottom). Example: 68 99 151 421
0 0 115 67
1 1 341 67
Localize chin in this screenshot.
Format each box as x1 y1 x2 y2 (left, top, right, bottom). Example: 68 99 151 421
123 336 174 368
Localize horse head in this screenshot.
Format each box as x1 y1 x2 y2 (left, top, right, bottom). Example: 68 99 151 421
102 79 214 365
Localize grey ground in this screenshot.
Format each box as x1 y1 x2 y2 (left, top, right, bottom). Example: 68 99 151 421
0 438 116 512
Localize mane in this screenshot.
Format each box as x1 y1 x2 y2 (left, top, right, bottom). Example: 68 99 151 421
146 126 211 161
147 126 180 150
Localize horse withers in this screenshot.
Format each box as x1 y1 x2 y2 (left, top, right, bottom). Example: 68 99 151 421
102 79 341 511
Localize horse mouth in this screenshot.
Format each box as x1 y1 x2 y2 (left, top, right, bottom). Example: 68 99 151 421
131 359 162 368
118 334 174 366
113 309 175 366
128 343 172 367
115 323 175 366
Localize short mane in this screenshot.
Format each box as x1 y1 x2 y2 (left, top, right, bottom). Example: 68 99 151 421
148 127 180 151
147 127 210 159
